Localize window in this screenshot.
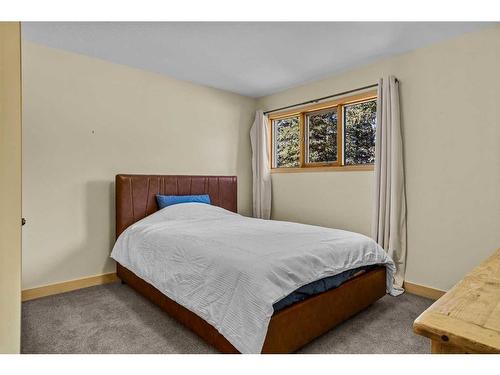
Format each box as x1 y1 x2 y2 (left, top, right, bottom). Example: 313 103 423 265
306 108 338 164
272 116 300 168
269 91 377 171
344 100 377 165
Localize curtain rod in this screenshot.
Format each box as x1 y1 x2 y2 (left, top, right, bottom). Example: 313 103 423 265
263 82 380 116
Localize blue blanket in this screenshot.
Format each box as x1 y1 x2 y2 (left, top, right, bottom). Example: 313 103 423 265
273 265 376 312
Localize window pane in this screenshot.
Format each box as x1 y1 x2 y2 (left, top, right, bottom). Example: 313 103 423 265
306 109 337 163
273 116 300 168
344 100 377 165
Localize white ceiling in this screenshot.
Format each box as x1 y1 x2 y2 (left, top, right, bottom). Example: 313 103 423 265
22 22 492 97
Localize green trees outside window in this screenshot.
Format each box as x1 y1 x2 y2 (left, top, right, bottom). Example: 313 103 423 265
270 93 377 170
344 100 377 165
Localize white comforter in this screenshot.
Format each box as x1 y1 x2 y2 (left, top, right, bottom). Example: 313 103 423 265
111 203 398 353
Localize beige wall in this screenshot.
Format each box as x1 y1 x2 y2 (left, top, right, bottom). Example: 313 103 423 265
258 26 500 291
22 41 256 289
0 22 22 353
23 26 500 293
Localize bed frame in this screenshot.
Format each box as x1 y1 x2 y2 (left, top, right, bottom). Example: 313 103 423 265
115 174 386 353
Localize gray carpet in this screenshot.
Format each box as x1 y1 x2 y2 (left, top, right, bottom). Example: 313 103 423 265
22 282 433 354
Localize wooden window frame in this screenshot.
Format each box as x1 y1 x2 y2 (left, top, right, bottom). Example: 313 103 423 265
268 90 377 173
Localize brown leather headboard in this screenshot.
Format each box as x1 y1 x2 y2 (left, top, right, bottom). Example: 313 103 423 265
115 174 237 238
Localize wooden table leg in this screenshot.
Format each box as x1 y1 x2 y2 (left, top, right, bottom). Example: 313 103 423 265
431 340 467 354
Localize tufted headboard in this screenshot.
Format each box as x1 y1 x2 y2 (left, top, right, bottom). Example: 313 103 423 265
115 174 237 238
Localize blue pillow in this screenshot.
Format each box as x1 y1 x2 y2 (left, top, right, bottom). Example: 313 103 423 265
156 194 211 209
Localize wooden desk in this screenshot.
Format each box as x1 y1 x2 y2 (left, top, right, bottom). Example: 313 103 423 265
413 249 500 354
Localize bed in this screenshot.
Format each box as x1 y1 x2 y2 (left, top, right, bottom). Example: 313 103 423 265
112 174 395 353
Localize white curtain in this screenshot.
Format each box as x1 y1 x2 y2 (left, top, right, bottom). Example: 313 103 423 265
250 110 272 219
372 76 406 293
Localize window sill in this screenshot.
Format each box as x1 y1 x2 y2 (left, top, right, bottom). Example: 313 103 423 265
270 165 374 173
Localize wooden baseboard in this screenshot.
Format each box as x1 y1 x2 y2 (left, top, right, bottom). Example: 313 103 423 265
21 272 444 302
404 281 446 300
22 272 119 301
